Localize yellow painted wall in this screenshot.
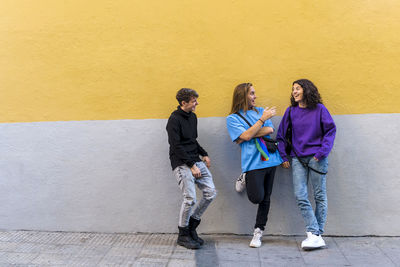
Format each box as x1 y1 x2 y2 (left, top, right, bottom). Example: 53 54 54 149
1 0 400 122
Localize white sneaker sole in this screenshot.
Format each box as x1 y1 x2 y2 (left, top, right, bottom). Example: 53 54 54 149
302 244 326 250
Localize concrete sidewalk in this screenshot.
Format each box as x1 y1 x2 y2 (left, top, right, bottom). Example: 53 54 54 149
0 231 398 266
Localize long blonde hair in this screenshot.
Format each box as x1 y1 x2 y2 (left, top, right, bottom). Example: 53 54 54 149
229 83 253 114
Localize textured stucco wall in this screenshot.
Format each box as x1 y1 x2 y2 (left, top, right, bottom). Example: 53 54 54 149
0 114 399 235
1 1 400 123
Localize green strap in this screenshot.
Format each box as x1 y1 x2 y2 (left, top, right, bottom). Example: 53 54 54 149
255 138 269 161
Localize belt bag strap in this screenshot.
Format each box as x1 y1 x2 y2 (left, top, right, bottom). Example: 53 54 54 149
296 157 327 175
235 112 252 127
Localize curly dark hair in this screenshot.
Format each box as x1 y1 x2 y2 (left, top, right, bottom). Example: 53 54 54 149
176 88 199 105
290 79 323 109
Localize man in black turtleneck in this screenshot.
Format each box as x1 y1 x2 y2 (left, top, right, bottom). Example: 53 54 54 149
166 88 217 250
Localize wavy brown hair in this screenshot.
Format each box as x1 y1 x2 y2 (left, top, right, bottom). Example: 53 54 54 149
291 79 323 109
229 83 253 114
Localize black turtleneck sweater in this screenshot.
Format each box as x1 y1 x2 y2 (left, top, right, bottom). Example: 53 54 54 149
166 106 208 170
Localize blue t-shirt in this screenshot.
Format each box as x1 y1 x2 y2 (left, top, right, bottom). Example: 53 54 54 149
226 107 283 172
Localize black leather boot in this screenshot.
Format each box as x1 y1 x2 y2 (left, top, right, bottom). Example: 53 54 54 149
189 217 204 245
177 226 201 249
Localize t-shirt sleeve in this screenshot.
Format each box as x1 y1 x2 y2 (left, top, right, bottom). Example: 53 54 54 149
226 115 247 142
264 119 274 130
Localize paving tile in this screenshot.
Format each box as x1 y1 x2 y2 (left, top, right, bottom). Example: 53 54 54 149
301 249 349 266
98 262 136 267
215 235 259 262
139 234 175 261
260 252 304 266
30 232 67 244
194 239 218 266
7 232 63 244
30 253 71 265
0 252 39 264
139 248 174 260
97 246 140 265
169 245 195 260
72 245 111 258
132 264 166 267
62 245 110 266
374 237 400 265
259 236 300 253
334 237 395 266
0 231 398 267
145 234 176 246
67 255 105 266
12 243 63 254
345 255 396 266
0 242 20 252
97 257 127 266
77 233 117 246
216 247 259 262
334 237 382 255
103 246 141 256
112 234 151 248
257 237 304 266
6 231 40 243
0 232 16 242
133 256 169 266
216 235 251 249
47 232 95 245
294 237 350 266
4 242 81 255
44 244 85 255
219 260 261 267
33 232 114 246
261 261 304 267
167 258 196 267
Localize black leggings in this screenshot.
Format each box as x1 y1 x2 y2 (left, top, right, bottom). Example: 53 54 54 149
246 167 276 231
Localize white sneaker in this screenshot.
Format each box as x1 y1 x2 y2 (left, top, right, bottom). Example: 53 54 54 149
301 232 326 250
235 173 246 192
249 228 263 248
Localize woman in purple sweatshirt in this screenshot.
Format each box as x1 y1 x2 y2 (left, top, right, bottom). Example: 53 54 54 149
277 79 336 250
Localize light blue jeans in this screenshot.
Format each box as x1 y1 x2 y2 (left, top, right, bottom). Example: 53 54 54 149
292 156 328 235
173 161 217 227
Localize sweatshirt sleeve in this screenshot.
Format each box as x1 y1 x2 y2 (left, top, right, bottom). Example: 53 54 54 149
166 116 195 167
276 107 291 162
314 105 336 160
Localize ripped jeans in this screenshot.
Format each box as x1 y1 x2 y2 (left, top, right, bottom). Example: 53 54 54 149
173 161 217 227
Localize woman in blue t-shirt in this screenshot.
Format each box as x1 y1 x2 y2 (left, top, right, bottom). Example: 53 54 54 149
226 82 283 248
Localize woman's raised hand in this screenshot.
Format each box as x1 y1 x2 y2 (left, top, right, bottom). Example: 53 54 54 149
261 106 277 121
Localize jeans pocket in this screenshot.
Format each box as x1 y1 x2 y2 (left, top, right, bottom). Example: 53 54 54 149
310 157 328 174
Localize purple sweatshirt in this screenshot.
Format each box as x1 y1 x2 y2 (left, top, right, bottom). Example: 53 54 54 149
276 104 336 162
